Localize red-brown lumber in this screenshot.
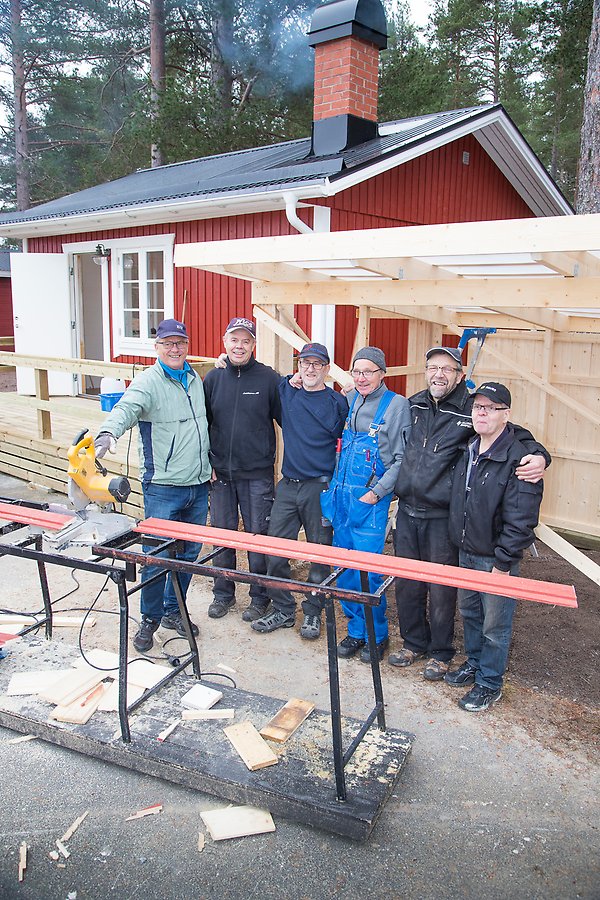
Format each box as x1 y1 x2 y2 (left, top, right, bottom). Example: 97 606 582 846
136 519 577 609
0 502 74 531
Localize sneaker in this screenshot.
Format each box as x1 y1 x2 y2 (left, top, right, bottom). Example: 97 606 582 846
300 614 321 640
388 648 426 668
423 658 449 681
458 684 502 712
337 635 366 658
208 598 236 619
160 612 199 637
445 660 477 687
251 609 295 633
241 602 270 622
133 616 160 652
359 637 389 664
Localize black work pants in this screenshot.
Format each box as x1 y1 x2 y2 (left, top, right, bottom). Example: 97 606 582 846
209 474 274 607
266 478 332 617
393 507 457 662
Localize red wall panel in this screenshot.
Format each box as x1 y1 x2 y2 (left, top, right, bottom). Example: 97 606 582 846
0 277 14 349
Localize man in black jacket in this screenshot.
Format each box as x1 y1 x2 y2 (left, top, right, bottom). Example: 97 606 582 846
445 382 543 712
203 317 281 621
390 346 549 682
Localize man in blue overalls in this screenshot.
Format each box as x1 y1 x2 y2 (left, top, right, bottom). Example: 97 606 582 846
321 348 411 662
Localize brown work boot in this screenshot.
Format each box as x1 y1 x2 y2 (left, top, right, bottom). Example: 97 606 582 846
423 658 449 681
388 647 426 668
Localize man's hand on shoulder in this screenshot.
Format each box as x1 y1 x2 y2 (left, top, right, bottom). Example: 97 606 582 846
214 353 227 369
515 453 546 483
289 371 303 389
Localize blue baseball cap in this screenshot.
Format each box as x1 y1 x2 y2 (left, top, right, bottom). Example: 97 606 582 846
298 342 330 364
156 319 188 340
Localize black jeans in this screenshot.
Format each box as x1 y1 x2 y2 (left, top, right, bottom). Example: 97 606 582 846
266 478 333 617
209 474 274 606
393 507 457 662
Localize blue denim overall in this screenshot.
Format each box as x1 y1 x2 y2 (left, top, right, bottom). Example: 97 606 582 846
321 390 394 643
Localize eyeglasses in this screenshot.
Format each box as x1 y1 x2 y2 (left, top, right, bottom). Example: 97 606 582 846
425 365 460 375
298 359 325 370
350 368 381 378
157 340 188 349
472 403 509 413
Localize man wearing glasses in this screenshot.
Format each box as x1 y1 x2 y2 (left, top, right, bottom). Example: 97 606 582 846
391 347 549 682
322 347 411 663
445 383 543 711
96 318 211 653
251 343 348 640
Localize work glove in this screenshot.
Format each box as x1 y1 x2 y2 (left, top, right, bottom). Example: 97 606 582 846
95 432 117 459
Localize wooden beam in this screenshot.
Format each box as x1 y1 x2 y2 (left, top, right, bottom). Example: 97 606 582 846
353 257 458 280
536 523 600 587
351 306 371 360
533 251 600 278
486 307 571 331
173 213 600 268
135 519 578 607
34 368 52 439
223 262 331 283
253 278 600 309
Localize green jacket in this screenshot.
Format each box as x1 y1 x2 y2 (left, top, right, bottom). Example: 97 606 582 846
101 361 211 486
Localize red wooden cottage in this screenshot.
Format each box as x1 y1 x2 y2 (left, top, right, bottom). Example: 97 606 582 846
0 0 571 395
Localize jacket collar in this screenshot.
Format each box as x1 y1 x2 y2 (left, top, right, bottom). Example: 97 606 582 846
468 424 514 461
225 355 257 374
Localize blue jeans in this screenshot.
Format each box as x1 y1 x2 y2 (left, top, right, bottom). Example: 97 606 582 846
458 551 518 691
141 482 209 621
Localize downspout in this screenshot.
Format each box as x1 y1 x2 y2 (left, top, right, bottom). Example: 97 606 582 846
282 192 335 356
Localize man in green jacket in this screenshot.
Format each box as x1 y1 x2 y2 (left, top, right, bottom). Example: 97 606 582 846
96 319 211 652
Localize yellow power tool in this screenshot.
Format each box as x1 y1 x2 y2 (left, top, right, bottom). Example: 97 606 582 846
67 429 131 509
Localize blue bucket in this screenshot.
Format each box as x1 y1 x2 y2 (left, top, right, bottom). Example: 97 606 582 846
100 392 124 412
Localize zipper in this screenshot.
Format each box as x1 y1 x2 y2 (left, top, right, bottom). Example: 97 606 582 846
228 372 241 478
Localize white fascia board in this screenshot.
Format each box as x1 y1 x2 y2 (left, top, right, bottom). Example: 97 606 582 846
0 184 330 241
324 108 573 217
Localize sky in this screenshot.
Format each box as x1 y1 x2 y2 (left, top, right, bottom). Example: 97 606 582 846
397 0 436 30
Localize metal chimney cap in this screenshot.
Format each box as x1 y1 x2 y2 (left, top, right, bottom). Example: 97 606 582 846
308 0 388 50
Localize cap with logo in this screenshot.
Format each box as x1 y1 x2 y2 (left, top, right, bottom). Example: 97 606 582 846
298 342 330 364
425 346 462 366
225 317 256 338
156 319 188 340
474 382 511 408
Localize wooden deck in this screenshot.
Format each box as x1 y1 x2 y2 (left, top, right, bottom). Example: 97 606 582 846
0 391 143 517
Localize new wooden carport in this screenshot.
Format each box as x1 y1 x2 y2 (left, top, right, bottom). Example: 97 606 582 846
175 212 600 588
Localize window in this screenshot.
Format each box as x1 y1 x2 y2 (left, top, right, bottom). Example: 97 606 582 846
112 237 174 355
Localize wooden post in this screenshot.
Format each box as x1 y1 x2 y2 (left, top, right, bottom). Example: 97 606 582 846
406 319 441 396
352 306 371 360
538 329 554 444
34 367 52 440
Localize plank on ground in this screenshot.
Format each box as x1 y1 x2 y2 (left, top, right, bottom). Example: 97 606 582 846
40 668 106 706
223 721 278 771
259 698 315 743
136 519 577 608
50 682 107 724
6 670 70 696
200 805 275 841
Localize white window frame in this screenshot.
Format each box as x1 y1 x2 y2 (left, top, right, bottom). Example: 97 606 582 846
111 235 175 356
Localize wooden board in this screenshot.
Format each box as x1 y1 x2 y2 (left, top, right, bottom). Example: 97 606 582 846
126 661 171 690
136 519 578 608
182 709 234 721
6 670 70 696
40 668 105 706
259 698 315 744
97 680 145 712
50 682 107 724
223 721 278 771
200 805 275 841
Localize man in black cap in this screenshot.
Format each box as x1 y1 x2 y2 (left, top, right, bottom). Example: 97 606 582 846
96 318 211 653
251 342 348 640
203 317 281 621
390 346 549 682
445 382 543 711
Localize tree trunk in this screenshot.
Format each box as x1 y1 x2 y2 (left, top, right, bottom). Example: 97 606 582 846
211 5 234 110
10 0 30 210
150 0 166 168
577 0 600 212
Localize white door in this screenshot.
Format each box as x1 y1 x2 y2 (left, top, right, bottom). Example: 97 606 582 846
11 252 75 395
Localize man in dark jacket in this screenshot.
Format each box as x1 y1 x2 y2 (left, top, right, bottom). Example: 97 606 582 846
203 317 281 621
445 382 543 711
391 346 549 682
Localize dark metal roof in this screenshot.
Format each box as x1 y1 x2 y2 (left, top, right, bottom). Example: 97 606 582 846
0 105 567 226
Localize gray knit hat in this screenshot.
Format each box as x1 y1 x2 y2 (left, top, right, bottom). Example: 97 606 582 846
352 346 386 372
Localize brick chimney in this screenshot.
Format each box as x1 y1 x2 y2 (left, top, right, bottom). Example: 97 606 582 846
308 0 388 156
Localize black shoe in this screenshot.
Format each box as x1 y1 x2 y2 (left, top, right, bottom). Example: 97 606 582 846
337 635 366 658
241 602 270 622
445 661 477 687
458 684 502 712
251 609 295 633
160 612 199 637
208 598 236 619
133 616 160 652
300 614 321 640
359 637 389 664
